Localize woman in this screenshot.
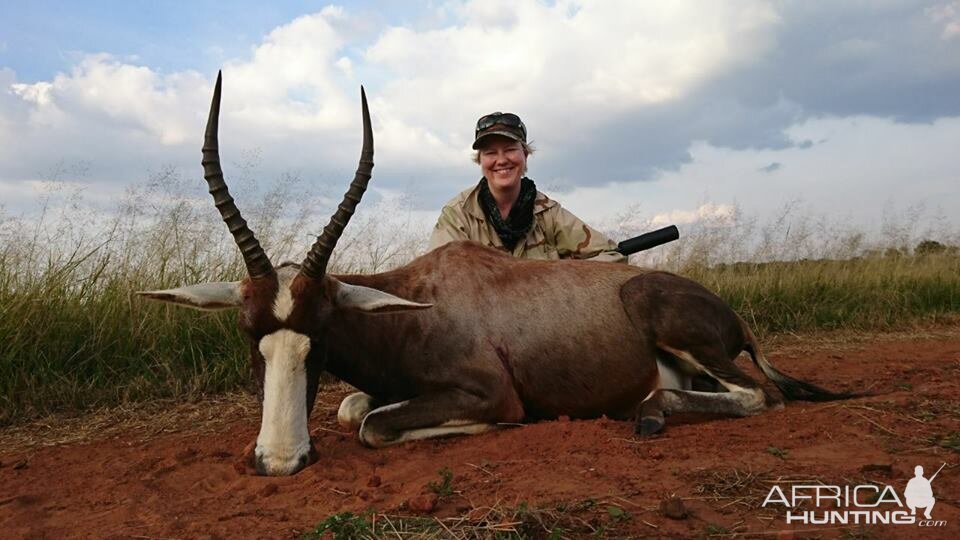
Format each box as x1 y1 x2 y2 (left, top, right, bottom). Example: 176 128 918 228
429 112 626 263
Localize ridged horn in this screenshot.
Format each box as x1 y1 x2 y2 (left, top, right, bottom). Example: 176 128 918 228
202 71 273 279
299 87 374 279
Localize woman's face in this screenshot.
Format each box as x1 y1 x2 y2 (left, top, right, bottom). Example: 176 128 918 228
479 136 526 193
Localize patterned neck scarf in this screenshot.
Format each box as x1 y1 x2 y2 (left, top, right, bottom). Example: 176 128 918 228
478 176 537 250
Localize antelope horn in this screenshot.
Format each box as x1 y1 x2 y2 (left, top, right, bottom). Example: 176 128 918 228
202 71 273 279
299 87 374 279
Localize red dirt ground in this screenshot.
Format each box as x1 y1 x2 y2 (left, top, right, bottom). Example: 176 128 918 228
2 330 959 539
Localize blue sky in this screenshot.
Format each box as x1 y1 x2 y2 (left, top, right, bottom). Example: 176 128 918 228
2 1 360 80
2 1 959 249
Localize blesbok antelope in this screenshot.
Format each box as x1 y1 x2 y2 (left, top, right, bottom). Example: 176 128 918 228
139 74 850 476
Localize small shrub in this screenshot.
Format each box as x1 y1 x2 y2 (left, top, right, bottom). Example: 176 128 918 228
427 467 455 497
303 511 374 539
766 446 789 460
915 239 948 256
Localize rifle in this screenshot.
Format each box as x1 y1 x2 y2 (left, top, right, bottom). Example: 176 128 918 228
929 462 946 483
616 225 680 256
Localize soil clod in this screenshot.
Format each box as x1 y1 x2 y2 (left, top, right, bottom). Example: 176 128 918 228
660 496 688 520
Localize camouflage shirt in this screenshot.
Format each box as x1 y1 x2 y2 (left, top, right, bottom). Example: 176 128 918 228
429 183 626 263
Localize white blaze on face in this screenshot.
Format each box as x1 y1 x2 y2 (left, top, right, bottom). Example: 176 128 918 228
255 329 312 476
272 266 297 321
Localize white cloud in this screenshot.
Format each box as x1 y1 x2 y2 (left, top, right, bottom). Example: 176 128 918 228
6 7 357 145
0 0 958 242
366 1 780 151
558 115 960 235
222 10 355 132
11 81 52 106
4 54 208 156
335 56 353 77
649 203 737 227
57 56 205 145
0 8 363 193
926 1 960 39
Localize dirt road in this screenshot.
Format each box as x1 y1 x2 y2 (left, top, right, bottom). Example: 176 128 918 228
2 330 958 538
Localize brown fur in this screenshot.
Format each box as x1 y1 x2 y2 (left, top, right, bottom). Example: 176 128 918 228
310 242 653 424
213 238 847 453
149 239 849 472
276 241 847 442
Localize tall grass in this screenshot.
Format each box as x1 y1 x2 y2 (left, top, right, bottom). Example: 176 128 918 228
0 170 957 426
0 167 425 426
688 256 960 334
607 201 960 335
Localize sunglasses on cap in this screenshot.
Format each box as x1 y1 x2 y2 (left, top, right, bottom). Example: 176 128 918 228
475 112 527 140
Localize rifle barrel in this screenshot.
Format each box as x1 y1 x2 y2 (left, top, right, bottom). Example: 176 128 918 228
616 225 680 256
929 462 946 482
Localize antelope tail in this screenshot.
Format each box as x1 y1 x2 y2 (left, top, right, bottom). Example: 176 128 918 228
740 319 857 402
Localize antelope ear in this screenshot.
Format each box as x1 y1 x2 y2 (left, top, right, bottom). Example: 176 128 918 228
137 282 243 311
333 281 433 313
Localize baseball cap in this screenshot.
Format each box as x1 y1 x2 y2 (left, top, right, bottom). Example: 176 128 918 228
472 112 527 149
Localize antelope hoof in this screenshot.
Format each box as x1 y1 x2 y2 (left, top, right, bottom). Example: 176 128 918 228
637 415 665 437
254 442 318 476
338 392 377 430
359 425 400 448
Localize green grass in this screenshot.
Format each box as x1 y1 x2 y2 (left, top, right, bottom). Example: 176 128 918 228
929 431 960 453
427 467 455 497
704 523 730 536
765 446 788 460
686 254 960 336
0 170 426 426
0 238 251 426
1 172 958 426
2 246 958 427
302 511 378 539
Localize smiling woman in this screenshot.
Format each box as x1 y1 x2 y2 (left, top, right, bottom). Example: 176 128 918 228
428 112 626 263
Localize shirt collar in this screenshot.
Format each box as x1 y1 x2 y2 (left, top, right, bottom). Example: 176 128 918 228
461 180 556 221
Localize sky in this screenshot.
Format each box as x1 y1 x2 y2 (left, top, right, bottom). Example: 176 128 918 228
2 0 959 242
